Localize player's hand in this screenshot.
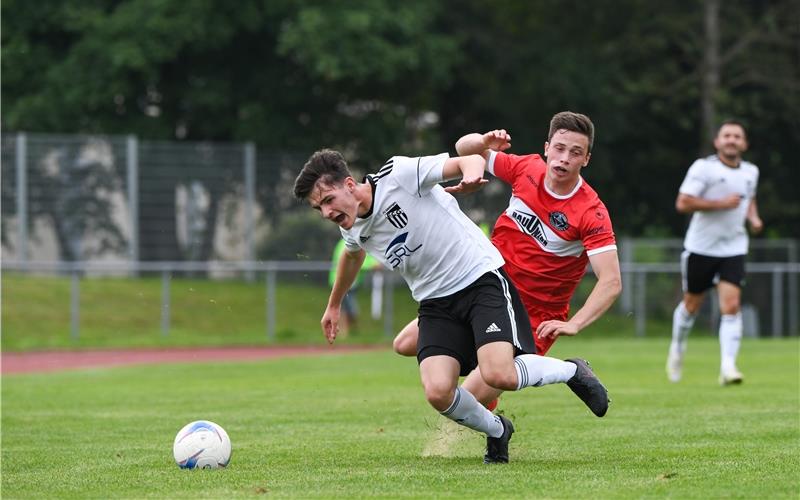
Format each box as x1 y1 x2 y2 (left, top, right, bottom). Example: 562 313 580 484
483 129 512 152
321 308 341 344
444 176 489 194
748 215 764 234
536 320 580 340
718 194 742 209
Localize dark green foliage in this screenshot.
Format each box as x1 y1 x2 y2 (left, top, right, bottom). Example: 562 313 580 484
2 0 798 237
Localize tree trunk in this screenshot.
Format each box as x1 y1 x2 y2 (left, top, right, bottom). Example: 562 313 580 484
701 0 721 155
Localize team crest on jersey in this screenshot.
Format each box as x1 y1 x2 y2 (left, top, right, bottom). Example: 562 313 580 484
359 235 371 243
383 202 409 229
549 211 569 231
510 210 548 247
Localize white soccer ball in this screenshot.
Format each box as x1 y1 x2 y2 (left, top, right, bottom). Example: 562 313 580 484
173 420 232 469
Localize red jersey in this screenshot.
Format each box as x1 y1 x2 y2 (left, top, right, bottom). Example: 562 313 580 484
488 151 617 317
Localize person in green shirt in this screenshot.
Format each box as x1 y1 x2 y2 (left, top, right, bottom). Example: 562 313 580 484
329 238 378 336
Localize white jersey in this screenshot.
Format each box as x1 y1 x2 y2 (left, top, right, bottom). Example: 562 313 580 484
679 155 759 257
341 153 504 301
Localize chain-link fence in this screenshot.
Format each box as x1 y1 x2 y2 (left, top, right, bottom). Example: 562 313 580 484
0 132 527 267
1 133 306 265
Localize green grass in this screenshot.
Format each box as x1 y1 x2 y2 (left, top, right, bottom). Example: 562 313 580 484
2 274 687 352
1 274 420 351
2 337 798 498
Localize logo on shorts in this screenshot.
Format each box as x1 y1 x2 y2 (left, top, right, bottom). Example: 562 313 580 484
549 211 569 231
485 323 502 333
383 202 408 229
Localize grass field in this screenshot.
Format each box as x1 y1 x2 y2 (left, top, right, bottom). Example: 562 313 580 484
1 273 421 351
2 337 798 498
2 274 679 352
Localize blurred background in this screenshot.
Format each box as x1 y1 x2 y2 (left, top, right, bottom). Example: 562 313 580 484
2 0 798 349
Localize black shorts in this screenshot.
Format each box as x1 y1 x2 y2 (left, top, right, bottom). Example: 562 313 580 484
416 268 536 376
681 251 746 294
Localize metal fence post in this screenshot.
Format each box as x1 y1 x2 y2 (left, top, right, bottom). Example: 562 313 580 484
383 272 394 338
15 132 28 262
634 269 647 337
266 269 276 341
789 242 798 335
126 135 139 270
161 271 171 336
244 142 256 282
70 270 80 340
709 289 719 335
772 269 784 337
620 236 632 313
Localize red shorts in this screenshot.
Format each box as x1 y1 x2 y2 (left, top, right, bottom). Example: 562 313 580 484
527 308 569 355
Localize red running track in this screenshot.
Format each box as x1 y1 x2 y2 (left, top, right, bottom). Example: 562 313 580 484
1 345 383 374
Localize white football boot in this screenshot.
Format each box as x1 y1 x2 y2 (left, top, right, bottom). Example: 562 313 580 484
719 367 744 386
666 351 683 383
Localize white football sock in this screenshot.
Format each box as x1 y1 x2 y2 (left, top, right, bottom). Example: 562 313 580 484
719 312 742 372
513 355 577 390
670 301 696 357
440 387 504 438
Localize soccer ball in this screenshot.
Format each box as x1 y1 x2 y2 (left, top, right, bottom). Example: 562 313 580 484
173 420 232 469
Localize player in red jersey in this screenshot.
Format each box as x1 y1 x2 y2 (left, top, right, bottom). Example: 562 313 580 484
394 112 622 410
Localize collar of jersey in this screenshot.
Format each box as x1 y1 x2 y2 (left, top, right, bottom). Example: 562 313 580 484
714 155 741 169
544 176 583 199
359 175 377 219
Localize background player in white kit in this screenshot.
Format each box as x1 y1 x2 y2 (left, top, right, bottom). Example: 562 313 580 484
294 149 609 464
667 120 763 385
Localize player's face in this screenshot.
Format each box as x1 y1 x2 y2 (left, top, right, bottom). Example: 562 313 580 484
714 124 748 161
543 130 591 183
307 178 359 230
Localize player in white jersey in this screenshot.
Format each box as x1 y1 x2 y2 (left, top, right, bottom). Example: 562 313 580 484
667 120 763 385
294 149 609 463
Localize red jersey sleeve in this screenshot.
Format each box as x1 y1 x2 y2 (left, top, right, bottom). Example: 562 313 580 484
489 151 540 185
580 200 616 255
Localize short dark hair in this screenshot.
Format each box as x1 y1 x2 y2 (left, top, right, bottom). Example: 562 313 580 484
717 119 747 138
548 111 595 152
293 149 352 200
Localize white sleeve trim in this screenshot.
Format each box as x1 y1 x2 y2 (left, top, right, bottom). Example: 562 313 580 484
487 150 498 176
586 244 617 257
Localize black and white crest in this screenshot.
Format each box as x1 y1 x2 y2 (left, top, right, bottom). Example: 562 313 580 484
549 211 569 231
384 202 409 229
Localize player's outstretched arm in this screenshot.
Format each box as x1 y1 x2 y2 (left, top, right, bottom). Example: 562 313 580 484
442 155 489 194
537 250 622 340
323 248 366 343
675 193 741 213
455 130 512 158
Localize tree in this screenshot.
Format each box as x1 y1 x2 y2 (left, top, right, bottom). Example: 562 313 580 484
2 0 467 260
3 0 797 246
435 0 799 237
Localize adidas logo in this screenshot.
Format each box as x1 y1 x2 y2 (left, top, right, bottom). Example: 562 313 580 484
485 323 501 333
